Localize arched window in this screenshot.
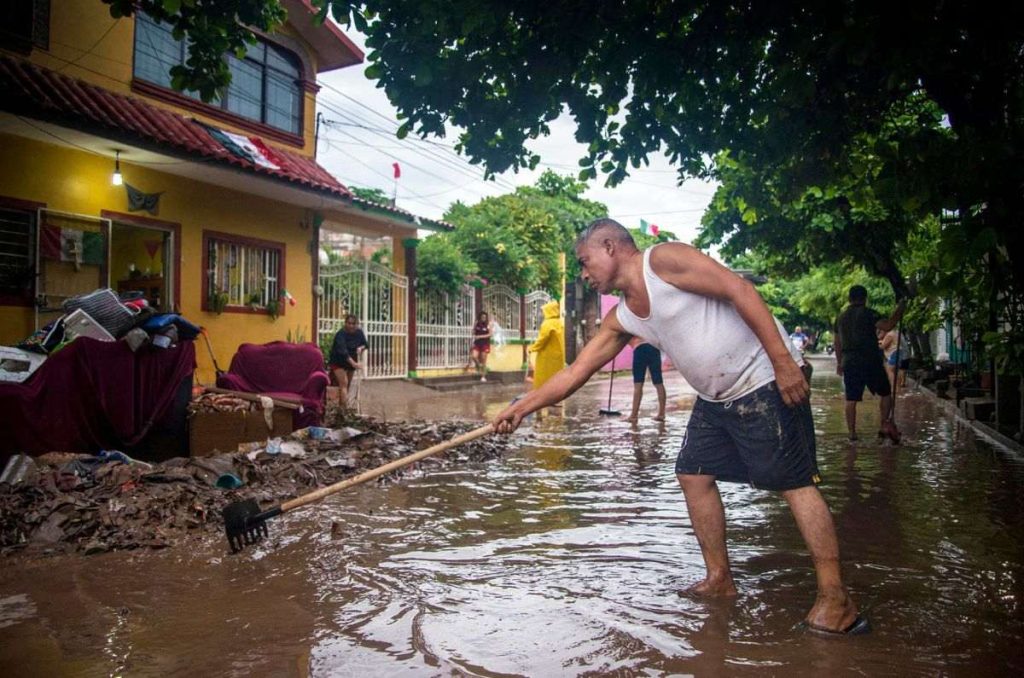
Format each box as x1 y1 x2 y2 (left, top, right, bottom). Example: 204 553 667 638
134 13 302 135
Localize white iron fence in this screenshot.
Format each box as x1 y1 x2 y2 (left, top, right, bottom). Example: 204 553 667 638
318 255 556 378
482 284 520 343
318 261 408 379
416 284 475 369
524 289 553 341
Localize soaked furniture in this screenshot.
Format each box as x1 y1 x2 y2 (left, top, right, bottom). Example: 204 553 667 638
0 337 194 456
216 341 328 428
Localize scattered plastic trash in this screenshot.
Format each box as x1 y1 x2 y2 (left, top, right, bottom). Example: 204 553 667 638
237 441 265 454
0 454 38 486
292 426 332 441
291 426 366 443
215 473 244 490
246 437 305 460
280 441 306 458
122 327 150 352
325 453 358 469
0 347 47 383
98 450 153 469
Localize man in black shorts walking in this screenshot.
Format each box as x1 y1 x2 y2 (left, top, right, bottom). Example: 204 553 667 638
834 285 905 442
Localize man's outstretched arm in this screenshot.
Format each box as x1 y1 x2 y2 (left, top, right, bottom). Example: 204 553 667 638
876 299 907 333
650 243 808 406
493 310 632 433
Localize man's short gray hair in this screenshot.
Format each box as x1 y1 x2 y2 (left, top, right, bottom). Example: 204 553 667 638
575 218 638 250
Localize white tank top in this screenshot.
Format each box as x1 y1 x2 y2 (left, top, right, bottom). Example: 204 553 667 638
615 245 801 402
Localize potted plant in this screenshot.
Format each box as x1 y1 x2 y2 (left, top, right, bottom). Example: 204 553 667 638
208 286 228 314
266 298 281 319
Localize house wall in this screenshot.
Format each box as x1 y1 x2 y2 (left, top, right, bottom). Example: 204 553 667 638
0 133 319 384
33 0 321 157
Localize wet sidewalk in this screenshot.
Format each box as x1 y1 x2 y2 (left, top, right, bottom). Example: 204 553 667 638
1 368 1022 676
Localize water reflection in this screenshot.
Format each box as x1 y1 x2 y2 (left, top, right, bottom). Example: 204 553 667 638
2 373 1023 676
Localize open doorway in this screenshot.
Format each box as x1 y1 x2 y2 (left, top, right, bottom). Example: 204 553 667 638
110 220 174 312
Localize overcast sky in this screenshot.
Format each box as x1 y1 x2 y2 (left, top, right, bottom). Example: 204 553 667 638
315 28 717 245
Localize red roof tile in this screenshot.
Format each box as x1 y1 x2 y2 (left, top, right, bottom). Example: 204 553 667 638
0 54 351 199
0 54 454 231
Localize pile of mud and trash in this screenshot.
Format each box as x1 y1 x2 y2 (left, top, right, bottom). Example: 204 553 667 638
0 418 510 558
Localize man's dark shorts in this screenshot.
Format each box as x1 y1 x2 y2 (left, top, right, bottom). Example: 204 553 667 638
675 381 820 491
632 343 663 385
842 354 891 401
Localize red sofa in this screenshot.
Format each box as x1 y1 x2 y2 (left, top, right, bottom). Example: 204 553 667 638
216 341 328 428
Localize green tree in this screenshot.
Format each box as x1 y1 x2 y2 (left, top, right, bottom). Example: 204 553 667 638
444 170 607 294
697 94 954 298
124 1 1023 289
416 234 477 295
320 1 1020 284
348 186 393 205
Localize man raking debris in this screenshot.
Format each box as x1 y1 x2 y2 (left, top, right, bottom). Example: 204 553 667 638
493 219 868 636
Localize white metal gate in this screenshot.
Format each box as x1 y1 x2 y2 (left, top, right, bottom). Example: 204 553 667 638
524 289 553 341
416 284 475 369
318 261 408 379
482 284 520 342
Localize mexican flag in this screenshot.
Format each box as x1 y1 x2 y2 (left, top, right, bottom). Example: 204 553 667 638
199 122 282 170
639 219 660 237
39 224 105 265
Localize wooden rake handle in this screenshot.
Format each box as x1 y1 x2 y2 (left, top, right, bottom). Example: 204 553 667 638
280 424 495 513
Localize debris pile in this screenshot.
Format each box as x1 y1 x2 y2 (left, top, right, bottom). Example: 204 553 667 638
0 419 508 557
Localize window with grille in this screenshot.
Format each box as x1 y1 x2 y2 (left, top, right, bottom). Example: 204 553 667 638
0 208 35 304
133 12 302 134
203 232 284 313
0 0 49 53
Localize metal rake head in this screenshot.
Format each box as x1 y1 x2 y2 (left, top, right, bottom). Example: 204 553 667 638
223 499 270 553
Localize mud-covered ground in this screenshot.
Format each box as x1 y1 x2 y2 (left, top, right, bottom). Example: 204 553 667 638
0 418 509 558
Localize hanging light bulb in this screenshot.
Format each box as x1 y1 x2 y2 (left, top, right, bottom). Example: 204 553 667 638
112 150 123 186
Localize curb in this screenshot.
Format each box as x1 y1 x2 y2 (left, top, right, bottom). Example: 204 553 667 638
910 378 1024 455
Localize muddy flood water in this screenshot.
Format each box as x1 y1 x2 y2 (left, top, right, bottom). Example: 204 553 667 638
2 362 1023 676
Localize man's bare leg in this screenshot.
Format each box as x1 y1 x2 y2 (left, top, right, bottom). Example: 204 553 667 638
654 384 667 421
626 383 642 422
879 394 892 423
677 474 738 596
844 401 858 440
782 486 859 631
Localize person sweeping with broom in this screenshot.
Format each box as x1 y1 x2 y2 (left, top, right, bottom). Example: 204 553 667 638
493 219 867 636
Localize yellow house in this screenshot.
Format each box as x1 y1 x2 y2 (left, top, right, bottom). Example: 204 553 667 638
0 0 448 384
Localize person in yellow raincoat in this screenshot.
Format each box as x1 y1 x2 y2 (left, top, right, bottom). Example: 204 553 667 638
528 300 565 390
